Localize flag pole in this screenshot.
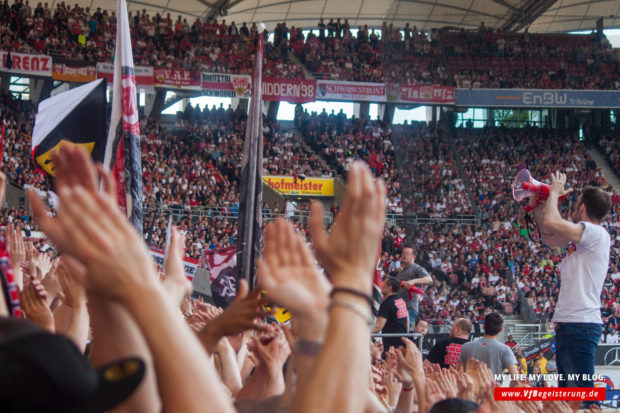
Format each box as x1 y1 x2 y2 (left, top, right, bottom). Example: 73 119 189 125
0 120 5 168
236 24 265 289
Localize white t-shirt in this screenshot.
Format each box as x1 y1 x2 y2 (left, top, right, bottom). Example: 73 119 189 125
553 222 610 324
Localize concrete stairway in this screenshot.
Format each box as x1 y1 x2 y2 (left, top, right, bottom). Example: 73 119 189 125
291 127 337 177
288 52 315 80
503 314 547 348
589 148 620 193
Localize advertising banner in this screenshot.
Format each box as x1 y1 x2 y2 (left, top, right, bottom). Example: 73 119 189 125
389 84 455 104
0 51 52 77
521 337 555 361
262 77 316 103
201 72 251 98
455 88 620 108
149 247 199 280
97 63 154 92
263 175 334 196
154 68 200 90
52 59 96 83
316 80 386 102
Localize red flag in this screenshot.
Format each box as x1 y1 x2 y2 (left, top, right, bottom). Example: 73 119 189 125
104 0 142 234
203 247 237 308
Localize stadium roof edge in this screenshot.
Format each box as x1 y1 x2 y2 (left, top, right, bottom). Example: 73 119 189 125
111 0 619 34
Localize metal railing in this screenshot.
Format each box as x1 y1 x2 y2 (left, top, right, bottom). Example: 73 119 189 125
516 331 553 348
507 324 545 348
143 203 333 224
371 333 424 349
143 203 479 228
384 213 479 228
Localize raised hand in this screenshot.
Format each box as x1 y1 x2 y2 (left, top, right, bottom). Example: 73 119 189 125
384 365 402 408
6 223 26 268
47 183 157 302
396 337 424 378
549 171 571 197
257 217 330 339
308 161 386 293
27 145 117 254
198 280 271 352
517 398 544 413
162 226 192 306
465 358 485 398
370 364 391 410
425 378 445 409
0 171 6 204
57 257 86 308
252 326 292 375
456 371 476 401
435 367 458 399
386 346 412 387
20 278 54 332
25 147 154 304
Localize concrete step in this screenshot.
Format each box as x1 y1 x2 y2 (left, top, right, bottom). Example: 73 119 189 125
589 149 620 193
288 52 315 80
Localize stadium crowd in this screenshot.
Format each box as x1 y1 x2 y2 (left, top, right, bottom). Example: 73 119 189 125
454 125 619 339
597 134 620 178
0 1 618 88
1 146 595 413
0 1 304 77
5 84 620 344
443 27 619 89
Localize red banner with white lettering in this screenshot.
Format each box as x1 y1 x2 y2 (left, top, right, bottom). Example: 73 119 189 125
154 68 200 90
0 51 52 77
391 84 455 104
97 62 154 93
262 77 316 103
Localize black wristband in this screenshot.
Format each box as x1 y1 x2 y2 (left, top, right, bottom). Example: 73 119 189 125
330 287 374 309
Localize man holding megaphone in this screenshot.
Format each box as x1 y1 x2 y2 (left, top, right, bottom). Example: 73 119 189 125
529 171 611 403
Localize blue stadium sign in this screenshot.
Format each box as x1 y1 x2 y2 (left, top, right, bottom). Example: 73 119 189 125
455 88 620 108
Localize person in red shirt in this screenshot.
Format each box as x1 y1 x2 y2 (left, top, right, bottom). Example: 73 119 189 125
71 20 81 39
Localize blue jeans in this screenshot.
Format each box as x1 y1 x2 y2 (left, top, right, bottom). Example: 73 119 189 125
408 308 418 331
555 323 602 406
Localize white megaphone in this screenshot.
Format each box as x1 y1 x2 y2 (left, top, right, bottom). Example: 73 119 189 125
512 169 566 203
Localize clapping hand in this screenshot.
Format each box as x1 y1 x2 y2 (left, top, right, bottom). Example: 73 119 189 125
6 223 26 268
257 217 330 339
162 226 192 306
20 278 54 332
308 161 386 293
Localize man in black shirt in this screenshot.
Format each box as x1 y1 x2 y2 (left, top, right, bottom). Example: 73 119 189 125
427 318 472 368
372 277 408 356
